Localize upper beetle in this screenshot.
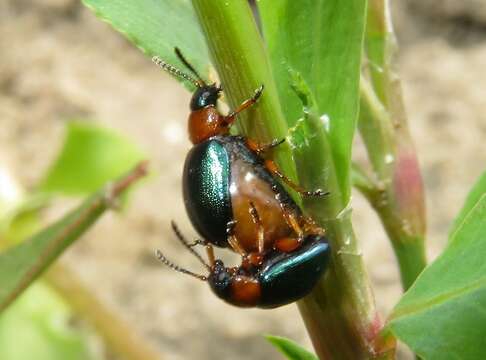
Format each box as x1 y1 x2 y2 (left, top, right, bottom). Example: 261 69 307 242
153 48 327 261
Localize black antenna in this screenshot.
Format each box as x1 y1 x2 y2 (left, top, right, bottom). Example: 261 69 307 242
174 47 207 86
152 56 201 88
156 250 207 281
171 221 210 270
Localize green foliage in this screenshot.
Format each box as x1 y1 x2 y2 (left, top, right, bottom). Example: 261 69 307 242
148 0 373 358
81 0 210 89
258 0 367 203
388 192 486 359
0 193 107 312
0 199 42 249
265 335 318 360
0 283 92 360
0 121 145 311
67 0 486 358
450 171 486 240
40 122 144 195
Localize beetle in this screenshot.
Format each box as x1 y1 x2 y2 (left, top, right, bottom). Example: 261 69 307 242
152 49 331 307
153 48 327 263
156 222 330 308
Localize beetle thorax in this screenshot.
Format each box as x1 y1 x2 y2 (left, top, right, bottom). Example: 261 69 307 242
188 106 228 144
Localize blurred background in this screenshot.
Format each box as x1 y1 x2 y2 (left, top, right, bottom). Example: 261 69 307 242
1 0 485 359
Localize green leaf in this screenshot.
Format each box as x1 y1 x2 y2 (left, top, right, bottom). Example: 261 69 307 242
0 167 42 249
0 196 104 312
0 163 146 312
1 206 41 249
40 122 144 195
388 195 486 360
265 335 318 360
0 282 92 360
82 0 210 89
450 171 486 240
258 0 367 203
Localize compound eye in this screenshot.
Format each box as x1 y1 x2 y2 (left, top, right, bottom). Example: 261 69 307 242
214 259 224 267
190 86 219 110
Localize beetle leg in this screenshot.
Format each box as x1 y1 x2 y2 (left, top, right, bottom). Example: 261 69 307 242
228 237 245 257
226 220 247 257
248 201 265 255
302 215 326 236
205 244 216 267
265 159 329 197
246 137 285 156
274 193 304 240
267 192 305 252
224 85 264 125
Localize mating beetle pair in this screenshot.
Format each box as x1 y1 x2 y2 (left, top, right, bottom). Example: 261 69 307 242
154 49 331 308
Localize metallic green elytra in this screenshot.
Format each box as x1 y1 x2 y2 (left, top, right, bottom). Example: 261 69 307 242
183 139 231 247
182 135 299 249
258 234 330 308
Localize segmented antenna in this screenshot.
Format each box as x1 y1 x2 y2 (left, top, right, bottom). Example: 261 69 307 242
156 250 207 281
171 221 210 270
174 47 206 86
152 56 201 88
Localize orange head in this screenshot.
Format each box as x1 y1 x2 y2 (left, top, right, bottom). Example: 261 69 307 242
187 83 228 144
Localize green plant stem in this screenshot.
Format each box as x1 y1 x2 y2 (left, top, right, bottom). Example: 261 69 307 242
353 163 426 291
45 262 161 360
0 162 148 312
191 0 295 180
292 111 395 359
365 0 427 290
190 2 396 358
359 76 426 291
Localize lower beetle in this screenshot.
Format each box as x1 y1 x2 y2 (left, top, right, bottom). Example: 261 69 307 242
157 223 330 308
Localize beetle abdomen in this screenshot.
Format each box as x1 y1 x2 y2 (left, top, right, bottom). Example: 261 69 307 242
183 139 232 247
257 235 330 308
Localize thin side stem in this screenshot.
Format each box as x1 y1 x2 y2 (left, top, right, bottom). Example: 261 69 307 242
359 75 427 291
359 0 427 291
45 262 161 360
0 162 148 312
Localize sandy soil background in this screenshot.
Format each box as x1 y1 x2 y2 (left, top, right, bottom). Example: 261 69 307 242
1 1 485 359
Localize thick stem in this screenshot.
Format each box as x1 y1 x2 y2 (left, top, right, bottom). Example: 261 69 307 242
291 111 395 359
298 215 396 359
191 0 295 180
191 1 393 358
